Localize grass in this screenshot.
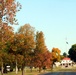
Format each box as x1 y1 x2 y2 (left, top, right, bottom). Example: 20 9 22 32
2 70 41 75
1 66 76 75
2 72 39 75
51 66 76 72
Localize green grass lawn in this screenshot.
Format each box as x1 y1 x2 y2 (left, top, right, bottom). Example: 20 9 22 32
2 68 51 75
2 71 40 75
1 66 76 75
2 70 41 75
0 67 42 75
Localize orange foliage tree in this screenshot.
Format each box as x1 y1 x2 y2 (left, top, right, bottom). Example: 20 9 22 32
6 33 24 74
0 23 14 75
17 24 35 75
0 0 21 74
33 31 52 72
51 47 61 68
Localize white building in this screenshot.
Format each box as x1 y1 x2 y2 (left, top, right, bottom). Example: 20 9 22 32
54 62 61 67
60 57 73 68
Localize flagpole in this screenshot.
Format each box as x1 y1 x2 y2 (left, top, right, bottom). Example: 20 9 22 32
65 37 68 57
65 37 67 57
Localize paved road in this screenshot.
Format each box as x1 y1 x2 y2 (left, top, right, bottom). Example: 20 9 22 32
39 72 76 75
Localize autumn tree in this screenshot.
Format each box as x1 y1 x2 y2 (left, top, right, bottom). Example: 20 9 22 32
17 24 35 75
0 0 21 25
60 55 64 60
51 47 61 68
42 51 52 69
0 0 21 74
34 31 49 72
68 44 76 62
35 50 52 69
0 23 14 75
35 31 46 53
5 33 25 74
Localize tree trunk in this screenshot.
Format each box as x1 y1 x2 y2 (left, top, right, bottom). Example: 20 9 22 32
51 61 54 71
1 62 3 75
39 67 41 73
16 60 18 74
30 66 32 72
22 64 24 75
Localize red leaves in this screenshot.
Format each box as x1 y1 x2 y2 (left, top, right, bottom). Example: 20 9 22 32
33 51 52 69
0 0 21 25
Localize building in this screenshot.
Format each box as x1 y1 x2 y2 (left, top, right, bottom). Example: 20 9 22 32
54 62 61 67
60 57 73 68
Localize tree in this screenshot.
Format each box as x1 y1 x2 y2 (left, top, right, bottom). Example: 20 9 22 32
35 31 46 53
6 33 24 74
68 44 76 62
0 0 21 25
63 52 67 57
33 50 52 72
0 0 21 74
0 23 14 75
34 31 48 72
17 24 35 75
42 51 52 69
51 47 61 68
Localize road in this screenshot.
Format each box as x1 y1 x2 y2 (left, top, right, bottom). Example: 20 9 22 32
39 72 76 75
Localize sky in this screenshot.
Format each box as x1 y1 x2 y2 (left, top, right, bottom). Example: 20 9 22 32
13 0 76 54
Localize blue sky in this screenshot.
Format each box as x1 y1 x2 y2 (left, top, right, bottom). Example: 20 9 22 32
13 0 76 54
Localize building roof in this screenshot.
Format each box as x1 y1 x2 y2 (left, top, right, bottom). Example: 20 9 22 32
63 57 71 60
